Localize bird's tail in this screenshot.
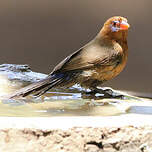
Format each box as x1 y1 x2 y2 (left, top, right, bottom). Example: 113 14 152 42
7 76 64 99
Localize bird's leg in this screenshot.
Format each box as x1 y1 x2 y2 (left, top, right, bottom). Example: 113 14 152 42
91 88 124 99
81 88 111 98
81 89 96 95
102 88 113 94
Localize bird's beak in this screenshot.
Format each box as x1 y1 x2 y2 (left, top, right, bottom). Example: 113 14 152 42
120 20 130 30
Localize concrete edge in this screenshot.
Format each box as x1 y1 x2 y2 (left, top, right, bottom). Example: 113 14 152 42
0 114 151 130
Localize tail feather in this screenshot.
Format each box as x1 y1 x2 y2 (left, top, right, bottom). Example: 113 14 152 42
8 76 63 99
32 78 64 97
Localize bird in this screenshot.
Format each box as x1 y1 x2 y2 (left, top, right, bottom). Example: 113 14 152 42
8 16 130 99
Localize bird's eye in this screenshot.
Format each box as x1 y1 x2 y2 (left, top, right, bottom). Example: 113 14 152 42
110 21 120 32
113 21 117 26
112 21 119 27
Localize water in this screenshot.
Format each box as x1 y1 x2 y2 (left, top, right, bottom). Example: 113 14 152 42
0 90 152 117
0 64 152 117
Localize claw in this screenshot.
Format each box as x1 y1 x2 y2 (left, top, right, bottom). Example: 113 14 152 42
82 88 124 99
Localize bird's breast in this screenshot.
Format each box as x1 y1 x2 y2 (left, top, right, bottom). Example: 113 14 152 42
95 62 125 81
81 54 127 82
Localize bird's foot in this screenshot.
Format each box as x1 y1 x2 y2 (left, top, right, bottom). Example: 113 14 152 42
81 91 97 100
96 88 124 99
104 92 124 99
81 88 124 99
82 88 124 99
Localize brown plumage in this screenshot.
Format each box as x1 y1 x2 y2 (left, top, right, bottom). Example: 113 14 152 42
9 16 130 98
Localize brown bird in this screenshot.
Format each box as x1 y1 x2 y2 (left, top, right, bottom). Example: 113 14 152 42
9 16 130 99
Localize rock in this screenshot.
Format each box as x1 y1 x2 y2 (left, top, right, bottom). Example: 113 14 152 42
0 64 47 95
0 126 151 152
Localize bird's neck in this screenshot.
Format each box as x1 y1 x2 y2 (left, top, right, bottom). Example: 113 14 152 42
96 28 128 64
97 28 128 51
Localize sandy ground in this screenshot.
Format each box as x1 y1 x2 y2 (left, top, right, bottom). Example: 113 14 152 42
0 126 152 152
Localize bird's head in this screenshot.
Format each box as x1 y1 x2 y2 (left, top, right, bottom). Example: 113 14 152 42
108 16 130 32
99 16 130 41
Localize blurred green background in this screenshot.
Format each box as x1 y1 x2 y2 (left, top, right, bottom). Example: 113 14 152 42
0 0 151 93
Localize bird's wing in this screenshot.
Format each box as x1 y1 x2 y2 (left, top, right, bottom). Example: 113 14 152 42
51 47 83 73
51 43 121 74
87 53 121 67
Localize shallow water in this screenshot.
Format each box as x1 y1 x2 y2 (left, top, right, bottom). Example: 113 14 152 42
1 90 152 117
0 64 152 117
